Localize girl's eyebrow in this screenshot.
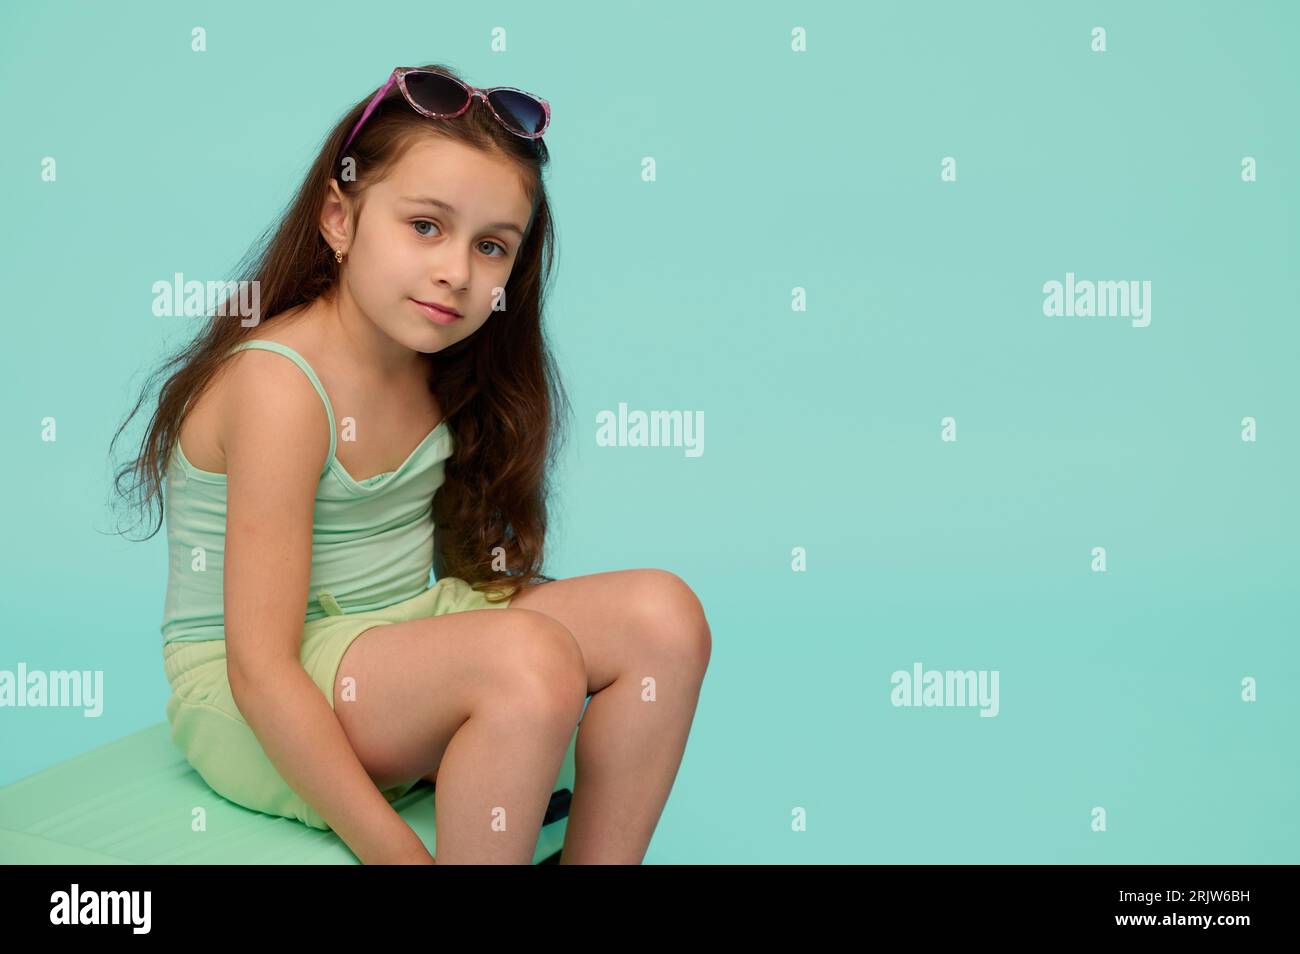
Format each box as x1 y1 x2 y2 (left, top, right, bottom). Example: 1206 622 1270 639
400 195 524 237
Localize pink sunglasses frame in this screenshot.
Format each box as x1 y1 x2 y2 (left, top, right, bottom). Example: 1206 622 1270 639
340 66 551 158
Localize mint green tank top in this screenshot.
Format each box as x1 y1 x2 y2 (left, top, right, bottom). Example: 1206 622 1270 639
159 340 451 645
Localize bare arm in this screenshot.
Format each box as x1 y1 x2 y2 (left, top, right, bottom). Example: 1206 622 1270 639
220 350 432 864
230 661 431 863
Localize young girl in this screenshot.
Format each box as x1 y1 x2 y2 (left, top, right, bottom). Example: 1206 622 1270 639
112 63 712 864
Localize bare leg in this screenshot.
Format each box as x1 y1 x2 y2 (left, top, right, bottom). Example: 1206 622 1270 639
561 660 706 863
332 607 586 864
432 698 582 864
507 569 712 864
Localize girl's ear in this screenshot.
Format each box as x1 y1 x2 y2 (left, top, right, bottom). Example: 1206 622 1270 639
319 178 353 253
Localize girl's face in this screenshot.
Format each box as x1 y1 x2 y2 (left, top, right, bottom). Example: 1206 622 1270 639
321 135 533 355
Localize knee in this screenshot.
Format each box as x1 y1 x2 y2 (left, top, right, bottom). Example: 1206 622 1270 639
490 609 588 721
627 569 712 675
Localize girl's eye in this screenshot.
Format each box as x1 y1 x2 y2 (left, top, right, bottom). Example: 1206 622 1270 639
411 220 508 259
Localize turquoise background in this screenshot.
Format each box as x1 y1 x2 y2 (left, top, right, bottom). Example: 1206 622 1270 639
2 0 1296 862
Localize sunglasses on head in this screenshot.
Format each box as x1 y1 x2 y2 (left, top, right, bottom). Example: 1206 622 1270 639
340 66 551 160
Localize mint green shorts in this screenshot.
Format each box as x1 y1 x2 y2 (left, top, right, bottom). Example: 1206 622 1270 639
163 577 513 831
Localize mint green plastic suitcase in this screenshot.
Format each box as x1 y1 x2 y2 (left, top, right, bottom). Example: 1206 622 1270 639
0 722 576 864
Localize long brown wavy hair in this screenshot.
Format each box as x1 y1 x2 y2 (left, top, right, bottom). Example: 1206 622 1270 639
108 62 568 603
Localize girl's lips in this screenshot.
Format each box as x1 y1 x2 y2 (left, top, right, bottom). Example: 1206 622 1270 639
412 299 463 324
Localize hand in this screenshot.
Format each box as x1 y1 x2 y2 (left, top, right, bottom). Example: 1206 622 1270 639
384 845 435 865
357 839 435 865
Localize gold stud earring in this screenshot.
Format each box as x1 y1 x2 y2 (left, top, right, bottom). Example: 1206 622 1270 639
334 248 344 263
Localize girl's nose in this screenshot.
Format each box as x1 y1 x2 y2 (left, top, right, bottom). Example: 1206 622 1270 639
430 250 470 291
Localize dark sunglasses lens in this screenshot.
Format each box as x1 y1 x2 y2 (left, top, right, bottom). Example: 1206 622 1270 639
487 89 546 136
404 71 470 114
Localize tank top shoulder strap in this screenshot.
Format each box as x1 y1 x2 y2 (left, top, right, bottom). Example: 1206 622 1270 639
227 339 337 473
